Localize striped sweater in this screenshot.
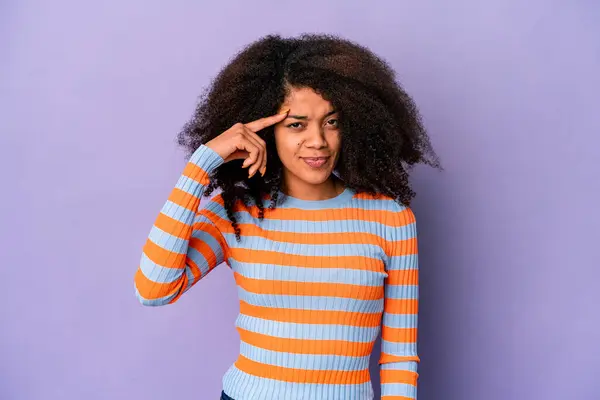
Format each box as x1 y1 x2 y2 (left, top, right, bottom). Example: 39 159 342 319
134 144 420 400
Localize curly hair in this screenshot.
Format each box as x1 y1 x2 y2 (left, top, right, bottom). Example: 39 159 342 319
177 33 441 239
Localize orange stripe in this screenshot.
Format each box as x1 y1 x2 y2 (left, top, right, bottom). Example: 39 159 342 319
240 301 381 327
235 354 370 384
143 239 187 268
201 211 388 245
230 248 383 272
381 396 414 400
386 269 419 285
195 208 230 231
154 213 192 239
387 237 418 257
182 162 211 186
167 188 200 212
352 192 390 200
381 327 418 343
170 272 190 303
134 268 182 300
380 353 420 364
189 237 218 266
234 272 384 300
380 369 418 385
261 206 413 225
238 328 373 356
210 194 226 206
384 299 418 315
218 200 415 225
209 192 414 226
190 218 231 261
202 208 416 258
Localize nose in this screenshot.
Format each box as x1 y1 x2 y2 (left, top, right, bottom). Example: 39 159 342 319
304 127 328 149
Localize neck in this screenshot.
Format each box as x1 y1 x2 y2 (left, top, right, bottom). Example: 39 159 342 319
281 174 343 201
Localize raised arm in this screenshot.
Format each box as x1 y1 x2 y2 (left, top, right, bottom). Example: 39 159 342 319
134 111 289 306
379 206 420 400
134 145 227 306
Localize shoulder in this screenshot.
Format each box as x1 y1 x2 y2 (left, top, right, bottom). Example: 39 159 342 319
350 191 416 225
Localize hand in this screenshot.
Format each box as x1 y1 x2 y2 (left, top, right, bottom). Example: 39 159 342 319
205 109 289 178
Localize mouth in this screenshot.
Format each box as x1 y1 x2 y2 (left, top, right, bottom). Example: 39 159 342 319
301 157 330 168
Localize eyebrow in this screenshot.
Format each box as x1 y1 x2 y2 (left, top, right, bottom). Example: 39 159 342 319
287 110 337 120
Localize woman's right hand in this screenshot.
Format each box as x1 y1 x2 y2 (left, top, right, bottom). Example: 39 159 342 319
205 109 289 178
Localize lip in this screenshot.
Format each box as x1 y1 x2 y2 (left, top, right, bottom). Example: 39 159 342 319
301 156 330 168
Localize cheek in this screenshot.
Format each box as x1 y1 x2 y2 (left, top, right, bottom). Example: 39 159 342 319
274 132 299 161
327 131 342 152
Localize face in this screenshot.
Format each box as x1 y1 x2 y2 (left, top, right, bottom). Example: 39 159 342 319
274 87 341 188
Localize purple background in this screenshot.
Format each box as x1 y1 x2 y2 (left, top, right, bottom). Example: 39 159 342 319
2 1 599 399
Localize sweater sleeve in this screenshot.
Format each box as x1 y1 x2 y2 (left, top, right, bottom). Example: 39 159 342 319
379 206 420 400
134 144 228 306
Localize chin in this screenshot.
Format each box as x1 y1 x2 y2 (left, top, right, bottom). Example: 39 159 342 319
295 169 334 185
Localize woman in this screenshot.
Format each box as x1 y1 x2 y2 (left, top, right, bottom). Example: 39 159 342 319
134 33 440 400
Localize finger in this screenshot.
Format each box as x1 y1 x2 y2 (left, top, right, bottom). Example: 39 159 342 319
239 131 263 169
244 109 289 132
224 149 249 163
240 127 266 174
238 143 260 172
237 134 263 177
243 128 268 176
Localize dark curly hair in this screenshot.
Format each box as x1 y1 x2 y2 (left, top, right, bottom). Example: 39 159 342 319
177 33 441 239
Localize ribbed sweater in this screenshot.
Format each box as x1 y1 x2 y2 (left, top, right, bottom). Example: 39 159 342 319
134 144 420 400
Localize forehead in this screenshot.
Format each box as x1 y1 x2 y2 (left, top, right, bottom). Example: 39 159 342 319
281 87 333 112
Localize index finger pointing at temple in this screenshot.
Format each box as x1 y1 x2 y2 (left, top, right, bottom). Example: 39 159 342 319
244 109 289 132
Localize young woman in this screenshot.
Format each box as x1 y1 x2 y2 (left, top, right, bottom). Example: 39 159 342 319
134 33 440 400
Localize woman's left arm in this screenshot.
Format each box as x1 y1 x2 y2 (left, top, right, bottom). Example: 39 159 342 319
379 206 420 400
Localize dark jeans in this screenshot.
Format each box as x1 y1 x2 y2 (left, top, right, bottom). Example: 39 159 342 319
220 391 234 400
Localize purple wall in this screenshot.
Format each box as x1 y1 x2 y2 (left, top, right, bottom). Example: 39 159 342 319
2 1 599 399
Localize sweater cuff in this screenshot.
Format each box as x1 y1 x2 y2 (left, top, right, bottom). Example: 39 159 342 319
188 144 225 175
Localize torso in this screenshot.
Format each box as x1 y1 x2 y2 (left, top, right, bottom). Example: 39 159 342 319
200 188 406 400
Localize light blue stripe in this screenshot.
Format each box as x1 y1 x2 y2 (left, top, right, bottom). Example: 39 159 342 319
186 246 209 277
239 342 370 371
230 252 382 272
142 228 224 282
190 227 225 272
383 313 418 329
134 286 175 306
380 382 417 398
238 287 384 313
194 213 215 225
229 210 410 235
387 254 418 270
222 365 374 400
381 339 418 358
174 173 203 197
147 226 187 254
236 315 380 342
231 260 387 286
189 144 225 170
385 284 419 299
345 198 407 212
264 194 400 211
383 222 417 242
191 222 223 246
224 233 384 259
183 265 196 293
160 201 195 225
139 253 184 283
380 360 419 372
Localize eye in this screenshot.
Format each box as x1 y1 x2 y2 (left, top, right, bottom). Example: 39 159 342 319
327 119 339 127
287 122 304 129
